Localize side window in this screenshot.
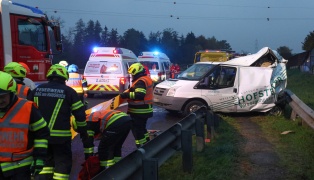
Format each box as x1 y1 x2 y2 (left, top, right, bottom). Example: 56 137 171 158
200 66 237 89
18 19 47 51
163 62 170 71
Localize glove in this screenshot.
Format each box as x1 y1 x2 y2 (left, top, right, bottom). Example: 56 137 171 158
120 93 128 99
30 159 44 175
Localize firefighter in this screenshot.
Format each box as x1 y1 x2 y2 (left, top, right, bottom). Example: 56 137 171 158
119 63 153 147
4 62 31 99
18 62 36 90
0 71 50 180
80 109 132 170
28 64 88 180
66 64 88 108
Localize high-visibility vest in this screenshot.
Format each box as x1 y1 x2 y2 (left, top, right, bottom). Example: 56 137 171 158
127 76 153 105
86 110 127 130
66 73 84 94
0 99 33 162
17 84 30 99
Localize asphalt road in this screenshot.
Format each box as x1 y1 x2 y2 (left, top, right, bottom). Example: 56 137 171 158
69 95 183 180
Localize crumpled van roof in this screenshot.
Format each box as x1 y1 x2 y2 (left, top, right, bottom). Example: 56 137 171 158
222 47 278 67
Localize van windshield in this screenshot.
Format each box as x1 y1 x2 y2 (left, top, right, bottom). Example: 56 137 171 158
177 63 216 80
84 61 122 74
140 61 159 71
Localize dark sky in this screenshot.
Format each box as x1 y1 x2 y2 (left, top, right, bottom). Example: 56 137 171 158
15 0 314 54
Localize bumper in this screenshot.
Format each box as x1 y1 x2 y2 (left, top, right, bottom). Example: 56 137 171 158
153 88 188 111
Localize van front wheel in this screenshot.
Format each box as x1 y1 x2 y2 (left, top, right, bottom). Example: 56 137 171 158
183 100 205 116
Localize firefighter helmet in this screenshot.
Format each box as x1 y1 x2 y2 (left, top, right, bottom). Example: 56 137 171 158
128 63 144 75
4 62 27 78
18 62 30 73
59 60 68 68
0 71 17 95
68 64 79 73
46 64 69 80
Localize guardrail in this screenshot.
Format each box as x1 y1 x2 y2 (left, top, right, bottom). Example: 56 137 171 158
92 107 220 180
285 89 314 129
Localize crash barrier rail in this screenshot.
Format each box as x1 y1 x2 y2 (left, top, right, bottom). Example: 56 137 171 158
285 89 314 130
92 106 220 180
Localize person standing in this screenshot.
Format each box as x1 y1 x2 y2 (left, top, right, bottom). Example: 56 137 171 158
66 64 88 108
18 62 36 90
4 62 31 99
119 63 153 147
28 64 88 180
81 109 132 171
0 71 50 180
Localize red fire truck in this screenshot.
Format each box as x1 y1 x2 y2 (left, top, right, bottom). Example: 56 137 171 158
0 0 62 84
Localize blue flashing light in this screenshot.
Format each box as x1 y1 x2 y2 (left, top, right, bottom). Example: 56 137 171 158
12 2 44 15
93 47 98 53
153 51 159 56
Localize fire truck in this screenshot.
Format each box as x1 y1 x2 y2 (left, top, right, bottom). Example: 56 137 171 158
0 0 62 84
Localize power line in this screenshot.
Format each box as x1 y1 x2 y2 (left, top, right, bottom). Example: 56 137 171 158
43 8 314 21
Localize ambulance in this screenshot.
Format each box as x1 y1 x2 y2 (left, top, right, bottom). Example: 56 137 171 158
83 47 138 98
153 47 288 116
137 51 171 84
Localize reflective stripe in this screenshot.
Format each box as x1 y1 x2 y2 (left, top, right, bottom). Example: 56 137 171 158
50 129 72 137
0 156 33 172
100 111 127 130
17 84 29 99
53 172 69 180
100 159 115 167
39 167 54 175
48 99 64 130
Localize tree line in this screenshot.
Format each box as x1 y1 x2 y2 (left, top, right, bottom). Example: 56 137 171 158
53 18 314 68
54 18 232 68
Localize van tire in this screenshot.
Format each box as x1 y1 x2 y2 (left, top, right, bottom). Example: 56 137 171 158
87 93 94 98
183 100 205 116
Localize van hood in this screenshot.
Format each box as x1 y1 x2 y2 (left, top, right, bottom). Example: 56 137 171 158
156 79 197 89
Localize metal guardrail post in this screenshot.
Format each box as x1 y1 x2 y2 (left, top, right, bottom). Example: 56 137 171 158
285 89 314 129
182 130 193 173
194 107 206 152
143 158 158 180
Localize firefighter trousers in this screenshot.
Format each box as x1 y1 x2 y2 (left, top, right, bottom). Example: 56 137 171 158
98 117 132 168
131 116 150 147
36 140 72 180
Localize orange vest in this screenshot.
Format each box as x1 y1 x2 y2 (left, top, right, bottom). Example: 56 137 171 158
86 110 125 132
17 84 30 99
127 76 153 105
66 73 84 94
0 98 33 162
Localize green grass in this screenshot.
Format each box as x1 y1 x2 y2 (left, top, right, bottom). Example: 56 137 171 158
159 69 314 180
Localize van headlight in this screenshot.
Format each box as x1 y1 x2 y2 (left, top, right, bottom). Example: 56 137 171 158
167 86 180 97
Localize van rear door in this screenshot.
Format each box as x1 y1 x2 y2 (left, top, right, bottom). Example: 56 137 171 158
84 60 123 94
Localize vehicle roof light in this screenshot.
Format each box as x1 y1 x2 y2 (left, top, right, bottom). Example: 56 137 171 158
93 47 98 53
153 51 159 56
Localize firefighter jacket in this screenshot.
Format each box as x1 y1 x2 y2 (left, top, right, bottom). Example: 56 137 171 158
28 80 87 144
122 73 153 119
83 110 130 154
66 73 86 95
14 78 31 99
0 97 49 177
17 84 30 99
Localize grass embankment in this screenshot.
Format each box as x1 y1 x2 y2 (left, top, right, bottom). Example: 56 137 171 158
159 69 314 180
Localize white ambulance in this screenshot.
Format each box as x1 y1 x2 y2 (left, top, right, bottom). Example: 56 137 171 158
153 47 288 116
83 47 138 98
137 51 171 84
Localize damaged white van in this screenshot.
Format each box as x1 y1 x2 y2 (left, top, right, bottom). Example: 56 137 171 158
153 47 288 116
